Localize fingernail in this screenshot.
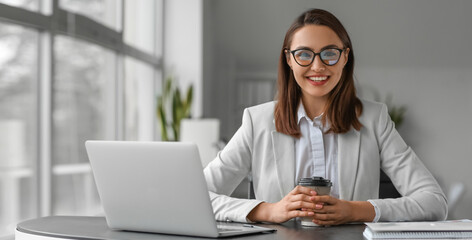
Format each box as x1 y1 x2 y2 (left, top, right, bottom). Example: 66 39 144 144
315 204 323 209
308 212 314 216
310 191 317 195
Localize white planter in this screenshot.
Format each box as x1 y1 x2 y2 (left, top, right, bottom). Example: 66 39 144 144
179 119 220 167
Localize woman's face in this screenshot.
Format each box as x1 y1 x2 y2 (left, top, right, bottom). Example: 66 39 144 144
287 24 349 104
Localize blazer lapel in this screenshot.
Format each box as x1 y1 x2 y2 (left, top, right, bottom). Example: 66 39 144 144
338 128 361 200
271 131 296 198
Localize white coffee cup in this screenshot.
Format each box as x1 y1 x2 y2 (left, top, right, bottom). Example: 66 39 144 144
298 177 332 226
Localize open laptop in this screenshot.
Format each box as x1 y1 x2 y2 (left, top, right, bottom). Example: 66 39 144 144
85 140 275 238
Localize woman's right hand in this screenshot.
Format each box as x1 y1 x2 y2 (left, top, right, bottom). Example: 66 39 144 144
247 185 317 223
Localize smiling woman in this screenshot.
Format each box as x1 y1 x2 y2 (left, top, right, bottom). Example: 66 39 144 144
284 25 351 122
203 8 447 226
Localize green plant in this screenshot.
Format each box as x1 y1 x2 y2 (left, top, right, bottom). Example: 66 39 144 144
379 94 407 128
157 76 193 141
371 88 407 127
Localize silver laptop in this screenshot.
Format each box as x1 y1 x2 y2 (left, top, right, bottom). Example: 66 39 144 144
85 140 275 238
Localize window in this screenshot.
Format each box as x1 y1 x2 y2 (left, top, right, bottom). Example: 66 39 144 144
59 0 120 30
0 21 39 239
0 0 39 12
0 1 162 238
53 36 116 165
124 0 160 53
52 36 116 215
124 57 157 141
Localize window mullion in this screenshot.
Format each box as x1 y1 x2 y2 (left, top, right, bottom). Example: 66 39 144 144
0 3 49 30
38 30 53 217
117 0 125 141
55 8 122 51
116 55 124 140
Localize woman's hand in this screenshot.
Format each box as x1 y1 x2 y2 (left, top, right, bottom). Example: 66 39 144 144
306 195 375 225
247 185 317 223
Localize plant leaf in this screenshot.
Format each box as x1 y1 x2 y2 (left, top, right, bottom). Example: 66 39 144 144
172 91 178 125
185 85 193 118
157 105 168 141
163 76 173 102
172 122 178 141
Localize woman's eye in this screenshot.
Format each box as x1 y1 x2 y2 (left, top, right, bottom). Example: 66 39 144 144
324 52 335 56
322 51 337 57
297 51 312 60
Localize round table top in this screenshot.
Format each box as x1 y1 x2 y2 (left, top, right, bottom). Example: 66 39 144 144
17 216 367 240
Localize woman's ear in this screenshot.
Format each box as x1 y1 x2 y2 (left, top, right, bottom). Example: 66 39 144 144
343 48 350 66
284 49 293 68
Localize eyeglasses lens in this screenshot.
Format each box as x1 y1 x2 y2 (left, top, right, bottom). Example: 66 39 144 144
320 49 341 66
294 50 314 66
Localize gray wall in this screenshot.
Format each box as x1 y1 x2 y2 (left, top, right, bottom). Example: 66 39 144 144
203 0 472 219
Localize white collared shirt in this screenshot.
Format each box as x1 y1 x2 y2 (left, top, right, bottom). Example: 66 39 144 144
295 102 339 199
294 102 380 222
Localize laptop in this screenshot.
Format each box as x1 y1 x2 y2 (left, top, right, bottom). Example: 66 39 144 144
85 140 275 238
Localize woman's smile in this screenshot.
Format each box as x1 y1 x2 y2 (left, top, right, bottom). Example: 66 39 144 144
306 75 329 86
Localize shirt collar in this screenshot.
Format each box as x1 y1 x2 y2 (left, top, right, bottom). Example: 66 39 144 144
297 102 308 124
297 101 324 126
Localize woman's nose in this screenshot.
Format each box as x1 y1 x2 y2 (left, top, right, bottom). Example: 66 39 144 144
311 55 326 72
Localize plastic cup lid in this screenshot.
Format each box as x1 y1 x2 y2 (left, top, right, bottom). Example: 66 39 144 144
298 176 332 187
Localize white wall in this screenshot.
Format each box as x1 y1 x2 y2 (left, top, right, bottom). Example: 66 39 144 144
203 0 472 219
164 0 203 118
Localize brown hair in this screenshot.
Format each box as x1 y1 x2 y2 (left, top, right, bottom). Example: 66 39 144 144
274 8 363 137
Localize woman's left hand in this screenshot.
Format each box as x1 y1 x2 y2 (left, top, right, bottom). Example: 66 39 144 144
303 195 375 225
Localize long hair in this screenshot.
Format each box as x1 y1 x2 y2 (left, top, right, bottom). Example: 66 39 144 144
274 8 363 137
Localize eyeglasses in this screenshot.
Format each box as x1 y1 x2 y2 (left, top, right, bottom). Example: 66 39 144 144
287 48 345 67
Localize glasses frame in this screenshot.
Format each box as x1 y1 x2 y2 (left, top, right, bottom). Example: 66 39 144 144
287 48 346 67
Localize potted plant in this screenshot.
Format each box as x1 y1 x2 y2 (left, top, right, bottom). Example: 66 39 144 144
383 94 407 128
157 76 193 141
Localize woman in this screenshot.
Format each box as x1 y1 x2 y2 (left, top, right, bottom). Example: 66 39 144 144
203 8 447 225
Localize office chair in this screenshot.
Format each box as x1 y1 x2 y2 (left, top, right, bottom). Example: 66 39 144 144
234 170 402 200
379 169 401 198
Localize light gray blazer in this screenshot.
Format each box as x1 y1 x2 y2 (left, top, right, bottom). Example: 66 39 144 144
203 99 447 223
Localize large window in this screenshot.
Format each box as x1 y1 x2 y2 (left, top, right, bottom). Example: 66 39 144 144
52 36 116 215
0 1 162 238
0 21 39 238
124 57 157 141
59 0 120 30
124 0 159 53
53 36 116 165
0 0 39 12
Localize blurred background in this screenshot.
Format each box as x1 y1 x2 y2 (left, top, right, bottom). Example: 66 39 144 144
1 0 471 239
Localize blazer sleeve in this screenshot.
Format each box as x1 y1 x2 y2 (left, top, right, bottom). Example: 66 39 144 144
368 104 448 221
203 108 263 223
